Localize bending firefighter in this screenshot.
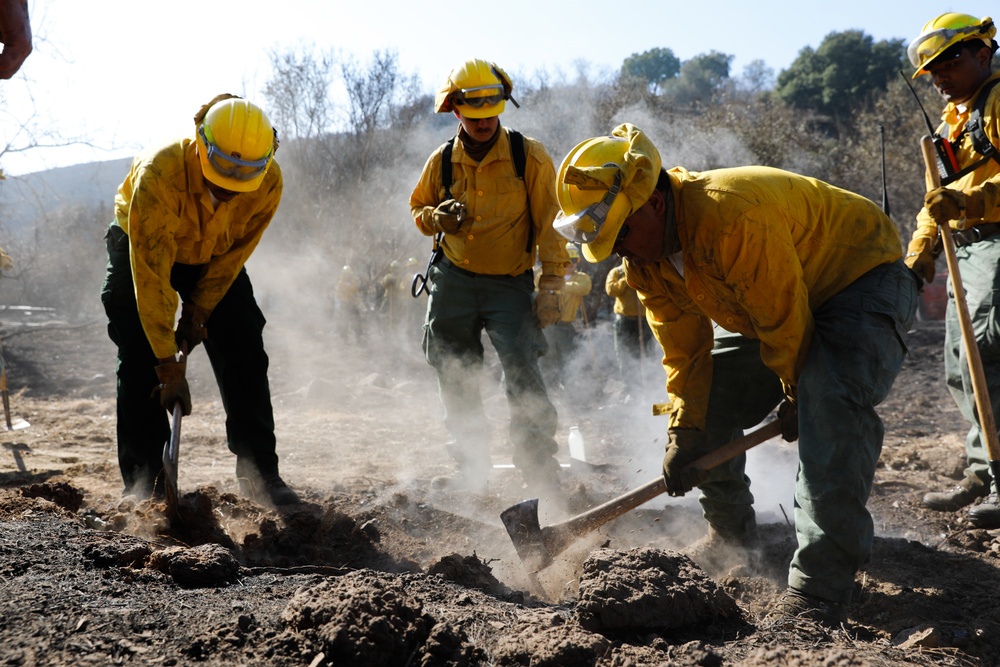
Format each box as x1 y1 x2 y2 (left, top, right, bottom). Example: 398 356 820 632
409 58 570 494
554 124 917 627
101 95 299 506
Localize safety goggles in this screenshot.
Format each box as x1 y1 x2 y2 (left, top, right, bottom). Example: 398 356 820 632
553 171 623 244
452 84 505 109
198 125 272 182
908 21 992 68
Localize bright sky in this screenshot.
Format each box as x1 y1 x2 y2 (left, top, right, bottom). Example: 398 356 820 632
1 0 995 176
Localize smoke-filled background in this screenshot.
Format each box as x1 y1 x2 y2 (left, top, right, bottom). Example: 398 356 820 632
1 42 991 529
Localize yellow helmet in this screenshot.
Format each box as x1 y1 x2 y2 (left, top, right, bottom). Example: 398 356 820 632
908 14 996 77
434 58 517 119
565 242 580 260
196 97 276 192
554 123 662 263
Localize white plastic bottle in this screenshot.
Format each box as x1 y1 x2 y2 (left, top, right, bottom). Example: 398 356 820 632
568 425 586 462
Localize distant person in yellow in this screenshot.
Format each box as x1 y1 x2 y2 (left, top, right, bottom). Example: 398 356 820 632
605 259 652 386
409 58 570 493
540 243 592 391
0 0 31 79
100 94 299 506
335 265 365 345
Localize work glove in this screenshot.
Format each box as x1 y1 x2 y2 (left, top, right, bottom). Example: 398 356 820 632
175 303 211 352
534 274 563 328
662 428 714 497
777 399 798 442
924 187 985 228
431 199 466 234
903 236 936 286
152 360 192 416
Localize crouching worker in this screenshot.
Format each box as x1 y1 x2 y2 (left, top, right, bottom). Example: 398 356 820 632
553 123 918 626
101 94 299 506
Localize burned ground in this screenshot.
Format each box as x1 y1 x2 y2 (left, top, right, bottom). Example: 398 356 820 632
1 313 999 666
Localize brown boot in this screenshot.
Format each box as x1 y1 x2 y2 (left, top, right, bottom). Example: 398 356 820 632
682 524 760 577
968 486 1000 529
922 477 988 511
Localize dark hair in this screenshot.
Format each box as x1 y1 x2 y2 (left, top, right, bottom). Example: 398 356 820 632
655 168 671 193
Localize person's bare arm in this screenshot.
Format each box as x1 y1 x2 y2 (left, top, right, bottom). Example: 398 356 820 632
0 0 31 79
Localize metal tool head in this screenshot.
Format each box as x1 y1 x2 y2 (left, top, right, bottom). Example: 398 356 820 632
161 402 182 516
500 498 554 572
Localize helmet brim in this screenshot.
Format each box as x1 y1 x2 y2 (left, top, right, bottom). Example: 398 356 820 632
455 99 505 119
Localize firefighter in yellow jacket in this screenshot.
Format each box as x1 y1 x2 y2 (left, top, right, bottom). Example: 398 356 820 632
100 95 299 506
540 243 593 391
903 13 1000 528
409 58 570 493
554 124 918 626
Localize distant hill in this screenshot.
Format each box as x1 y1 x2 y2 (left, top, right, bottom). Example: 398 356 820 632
0 158 132 239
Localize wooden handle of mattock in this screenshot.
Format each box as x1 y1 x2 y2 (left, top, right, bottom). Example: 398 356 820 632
920 135 1000 463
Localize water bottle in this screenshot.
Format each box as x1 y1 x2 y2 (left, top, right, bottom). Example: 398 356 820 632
568 425 586 462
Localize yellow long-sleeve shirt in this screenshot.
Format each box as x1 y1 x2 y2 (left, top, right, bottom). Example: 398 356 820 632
605 263 643 317
911 71 1000 246
113 138 282 359
627 165 903 430
409 126 569 277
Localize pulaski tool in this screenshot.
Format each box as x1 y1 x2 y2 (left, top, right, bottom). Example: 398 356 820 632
500 420 782 575
160 347 187 517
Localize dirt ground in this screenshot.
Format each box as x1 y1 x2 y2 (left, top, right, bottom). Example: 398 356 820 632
1 304 999 667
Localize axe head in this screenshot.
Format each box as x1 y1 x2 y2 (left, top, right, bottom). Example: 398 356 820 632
500 498 554 572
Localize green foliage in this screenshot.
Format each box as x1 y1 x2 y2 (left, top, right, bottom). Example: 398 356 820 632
664 51 734 107
776 30 907 131
621 48 681 94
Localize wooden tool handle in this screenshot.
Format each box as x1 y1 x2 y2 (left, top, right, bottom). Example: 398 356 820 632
558 420 783 537
920 136 1000 462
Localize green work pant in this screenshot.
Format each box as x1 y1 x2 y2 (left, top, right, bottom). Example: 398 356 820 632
422 259 558 472
944 236 1000 489
100 224 279 496
698 260 917 604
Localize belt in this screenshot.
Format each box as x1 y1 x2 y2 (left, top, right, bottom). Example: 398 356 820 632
952 224 1000 248
440 257 530 281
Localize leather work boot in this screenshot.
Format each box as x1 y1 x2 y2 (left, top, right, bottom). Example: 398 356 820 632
922 477 988 512
767 587 848 627
968 485 1000 529
237 459 301 506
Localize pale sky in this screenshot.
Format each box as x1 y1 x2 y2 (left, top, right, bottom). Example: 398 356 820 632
1 0 995 176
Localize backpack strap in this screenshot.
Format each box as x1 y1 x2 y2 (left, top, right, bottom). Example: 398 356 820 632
968 77 1000 165
440 135 457 200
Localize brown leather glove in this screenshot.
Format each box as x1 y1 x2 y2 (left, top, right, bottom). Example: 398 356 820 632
777 399 798 442
153 360 191 416
904 236 936 286
924 187 984 228
533 274 563 328
431 199 466 234
662 428 713 497
175 303 211 352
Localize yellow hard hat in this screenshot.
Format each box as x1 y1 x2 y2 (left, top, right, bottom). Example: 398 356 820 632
565 242 580 260
196 97 276 192
434 58 516 119
908 14 996 77
554 123 662 263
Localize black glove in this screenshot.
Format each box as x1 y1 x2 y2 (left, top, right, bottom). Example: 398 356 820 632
152 360 192 416
431 199 466 234
777 399 798 442
175 303 210 352
662 428 713 497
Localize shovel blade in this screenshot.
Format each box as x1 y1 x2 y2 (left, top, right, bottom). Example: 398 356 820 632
161 402 182 514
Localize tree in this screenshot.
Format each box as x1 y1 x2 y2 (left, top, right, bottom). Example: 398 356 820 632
775 30 906 132
664 51 734 107
621 48 680 95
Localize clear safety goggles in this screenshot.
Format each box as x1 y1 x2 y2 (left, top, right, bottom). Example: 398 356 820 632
453 84 505 108
553 171 622 244
198 124 271 182
908 21 991 68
